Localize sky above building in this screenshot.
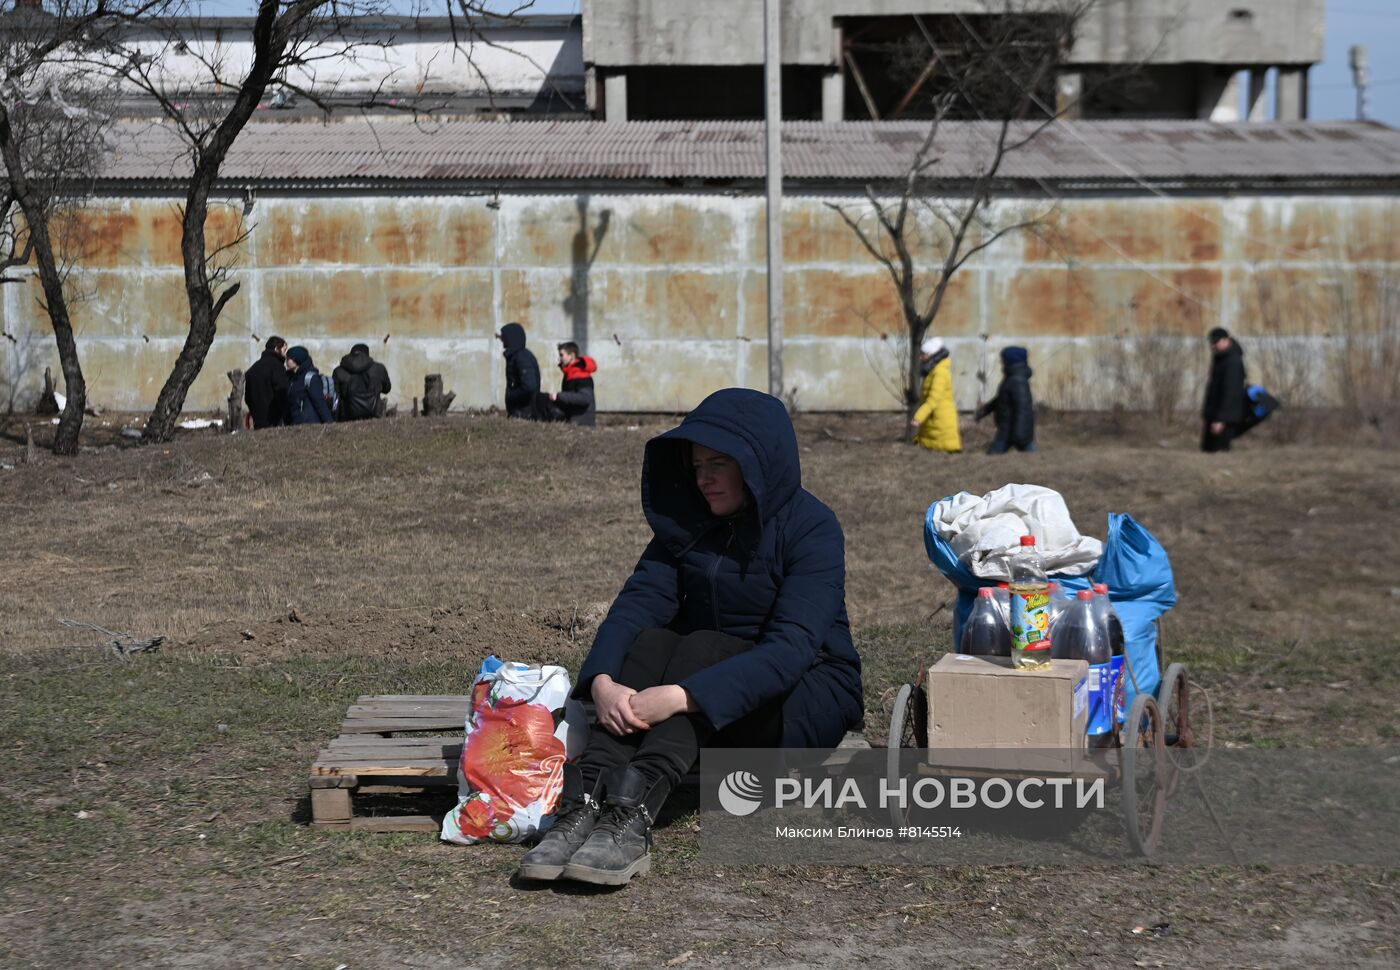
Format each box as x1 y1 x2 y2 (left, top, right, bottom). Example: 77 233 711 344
189 1 1399 126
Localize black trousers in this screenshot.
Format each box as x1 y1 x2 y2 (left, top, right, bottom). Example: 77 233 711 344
577 629 785 792
1201 421 1241 453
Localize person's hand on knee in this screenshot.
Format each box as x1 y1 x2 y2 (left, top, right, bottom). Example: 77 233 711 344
628 685 694 727
593 675 651 735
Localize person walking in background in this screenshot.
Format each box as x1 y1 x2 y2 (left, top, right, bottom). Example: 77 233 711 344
1201 327 1247 453
244 335 289 429
548 341 598 426
498 322 540 419
975 346 1036 454
285 346 336 425
332 342 392 421
909 336 961 453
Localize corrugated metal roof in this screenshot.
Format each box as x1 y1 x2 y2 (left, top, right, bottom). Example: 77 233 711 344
94 119 1400 186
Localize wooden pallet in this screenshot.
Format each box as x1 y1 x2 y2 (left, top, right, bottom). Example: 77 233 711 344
310 694 869 832
310 694 468 832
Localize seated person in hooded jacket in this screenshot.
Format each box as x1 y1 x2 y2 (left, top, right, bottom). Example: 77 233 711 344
518 388 864 887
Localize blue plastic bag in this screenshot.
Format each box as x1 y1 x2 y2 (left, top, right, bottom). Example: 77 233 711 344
924 501 1177 713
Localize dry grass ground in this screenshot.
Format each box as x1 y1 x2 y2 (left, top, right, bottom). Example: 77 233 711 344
1 409 1398 968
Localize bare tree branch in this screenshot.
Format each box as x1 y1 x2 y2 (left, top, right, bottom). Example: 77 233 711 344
827 0 1093 428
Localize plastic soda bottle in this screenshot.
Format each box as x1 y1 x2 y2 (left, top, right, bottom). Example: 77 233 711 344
1048 581 1070 632
1091 583 1128 727
1054 590 1114 746
1009 536 1052 669
993 582 1011 626
960 587 1011 657
1091 583 1125 656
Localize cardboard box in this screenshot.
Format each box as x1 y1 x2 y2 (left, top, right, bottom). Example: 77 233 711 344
927 654 1088 751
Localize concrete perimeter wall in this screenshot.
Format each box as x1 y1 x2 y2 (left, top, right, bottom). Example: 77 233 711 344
2 190 1396 414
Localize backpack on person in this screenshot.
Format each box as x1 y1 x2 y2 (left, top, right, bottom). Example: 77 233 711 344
303 371 338 417
341 369 381 420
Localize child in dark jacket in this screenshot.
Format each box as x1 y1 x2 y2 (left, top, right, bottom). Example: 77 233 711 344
517 389 863 887
285 346 336 425
975 346 1036 454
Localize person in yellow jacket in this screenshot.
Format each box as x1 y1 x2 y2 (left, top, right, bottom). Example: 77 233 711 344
909 336 962 453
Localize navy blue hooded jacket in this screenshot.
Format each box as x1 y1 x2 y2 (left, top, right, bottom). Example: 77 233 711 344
286 347 335 425
499 323 540 417
577 388 864 747
975 347 1034 448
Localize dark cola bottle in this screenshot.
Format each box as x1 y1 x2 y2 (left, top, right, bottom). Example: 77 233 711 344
1092 583 1126 657
960 587 1011 657
1055 590 1114 746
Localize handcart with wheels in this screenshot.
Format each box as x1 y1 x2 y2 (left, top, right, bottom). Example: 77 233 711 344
886 617 1210 857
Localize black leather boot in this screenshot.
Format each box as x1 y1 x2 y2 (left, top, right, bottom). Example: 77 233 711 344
517 764 602 881
561 765 670 886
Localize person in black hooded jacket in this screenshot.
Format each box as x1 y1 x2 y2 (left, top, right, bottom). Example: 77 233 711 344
332 343 392 420
517 388 864 887
1201 327 1247 452
975 346 1036 453
498 322 540 418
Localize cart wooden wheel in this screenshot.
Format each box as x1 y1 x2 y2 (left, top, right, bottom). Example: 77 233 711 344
886 682 928 828
1157 662 1196 779
1120 693 1168 857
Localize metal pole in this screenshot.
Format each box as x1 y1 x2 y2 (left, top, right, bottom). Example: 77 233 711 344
1350 44 1370 122
764 0 784 401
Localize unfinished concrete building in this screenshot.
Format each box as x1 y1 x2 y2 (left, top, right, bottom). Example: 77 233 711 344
583 0 1325 123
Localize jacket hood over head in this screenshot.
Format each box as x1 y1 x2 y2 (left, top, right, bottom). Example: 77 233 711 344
499 323 527 355
287 346 315 371
641 388 800 552
1215 340 1244 362
339 349 372 374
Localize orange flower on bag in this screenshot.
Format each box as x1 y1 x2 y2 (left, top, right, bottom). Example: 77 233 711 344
461 699 567 814
453 793 508 840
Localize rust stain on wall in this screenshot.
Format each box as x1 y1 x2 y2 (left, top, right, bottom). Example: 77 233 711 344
759 268 976 339
753 204 961 268
992 266 1221 337
380 270 494 338
64 208 140 268
1237 199 1400 264
262 270 380 338
262 202 369 266
613 204 738 266
500 269 575 336
1228 265 1385 337
1025 200 1223 265
147 204 249 268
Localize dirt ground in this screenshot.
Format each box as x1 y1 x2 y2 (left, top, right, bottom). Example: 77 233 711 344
1 408 1397 969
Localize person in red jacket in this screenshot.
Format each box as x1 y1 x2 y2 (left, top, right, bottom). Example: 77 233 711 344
547 341 598 426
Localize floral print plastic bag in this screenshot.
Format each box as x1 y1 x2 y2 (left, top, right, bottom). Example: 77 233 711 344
440 657 583 845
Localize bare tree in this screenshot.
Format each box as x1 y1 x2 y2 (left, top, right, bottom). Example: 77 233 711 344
75 0 539 442
826 1 1089 429
0 0 163 454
